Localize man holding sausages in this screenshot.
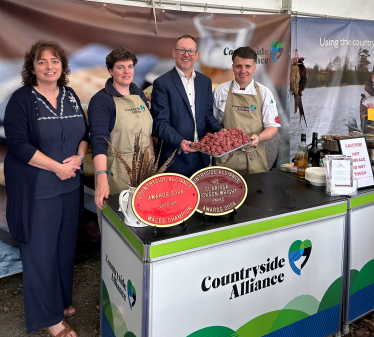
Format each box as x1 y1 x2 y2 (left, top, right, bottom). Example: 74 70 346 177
151 34 222 177
213 46 281 174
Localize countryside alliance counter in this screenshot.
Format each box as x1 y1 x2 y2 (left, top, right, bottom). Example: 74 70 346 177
343 186 374 329
100 170 347 337
276 169 374 331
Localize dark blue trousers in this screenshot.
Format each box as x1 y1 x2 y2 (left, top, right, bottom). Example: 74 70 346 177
19 188 80 333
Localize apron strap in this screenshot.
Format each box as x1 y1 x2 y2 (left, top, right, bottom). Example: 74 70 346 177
240 147 254 160
228 80 235 93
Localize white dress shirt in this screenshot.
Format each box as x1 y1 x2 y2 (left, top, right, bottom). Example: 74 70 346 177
175 66 199 142
213 79 281 128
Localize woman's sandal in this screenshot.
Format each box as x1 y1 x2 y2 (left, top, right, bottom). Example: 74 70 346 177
64 306 76 318
44 320 78 337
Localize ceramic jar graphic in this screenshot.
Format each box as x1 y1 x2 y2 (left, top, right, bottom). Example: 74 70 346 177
193 15 255 87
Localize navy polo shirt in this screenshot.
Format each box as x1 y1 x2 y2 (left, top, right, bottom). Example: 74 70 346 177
33 87 86 199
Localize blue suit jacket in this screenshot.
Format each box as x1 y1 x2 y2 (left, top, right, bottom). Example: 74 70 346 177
151 67 222 177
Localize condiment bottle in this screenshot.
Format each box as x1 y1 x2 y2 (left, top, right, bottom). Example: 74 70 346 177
297 134 308 178
308 132 320 167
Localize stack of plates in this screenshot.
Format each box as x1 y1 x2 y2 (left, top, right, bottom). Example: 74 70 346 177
305 167 326 186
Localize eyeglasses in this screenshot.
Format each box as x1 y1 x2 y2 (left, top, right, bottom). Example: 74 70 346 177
174 48 198 56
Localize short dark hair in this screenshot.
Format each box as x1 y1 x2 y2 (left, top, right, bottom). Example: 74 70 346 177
176 34 196 45
22 40 70 86
232 46 257 63
106 47 138 70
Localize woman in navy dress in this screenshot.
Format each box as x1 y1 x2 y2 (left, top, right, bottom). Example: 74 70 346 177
4 40 88 337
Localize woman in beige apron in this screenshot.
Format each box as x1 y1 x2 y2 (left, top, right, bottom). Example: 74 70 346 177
88 47 153 228
106 95 152 194
214 81 268 175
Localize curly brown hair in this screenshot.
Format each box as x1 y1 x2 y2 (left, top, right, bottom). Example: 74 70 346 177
106 47 138 71
21 40 70 86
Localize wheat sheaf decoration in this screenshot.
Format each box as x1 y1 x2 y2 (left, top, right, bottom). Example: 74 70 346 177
105 130 177 188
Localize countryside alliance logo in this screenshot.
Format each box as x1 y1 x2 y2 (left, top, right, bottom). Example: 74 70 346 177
201 256 286 300
288 240 312 275
250 105 256 111
200 240 312 301
223 41 284 64
270 41 284 63
127 279 136 310
105 256 137 312
140 105 145 112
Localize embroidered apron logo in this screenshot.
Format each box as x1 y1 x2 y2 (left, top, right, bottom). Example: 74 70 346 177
250 105 257 111
232 105 250 112
140 105 145 112
125 107 142 113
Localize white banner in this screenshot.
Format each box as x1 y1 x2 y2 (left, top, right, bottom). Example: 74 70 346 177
150 216 345 337
101 216 144 337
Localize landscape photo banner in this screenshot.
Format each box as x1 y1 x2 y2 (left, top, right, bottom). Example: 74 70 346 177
0 0 291 165
290 17 374 158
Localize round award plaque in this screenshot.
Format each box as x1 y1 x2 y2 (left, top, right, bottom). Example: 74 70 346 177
190 167 247 216
132 173 200 227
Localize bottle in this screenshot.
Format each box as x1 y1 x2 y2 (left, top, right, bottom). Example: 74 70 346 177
297 134 308 178
308 132 320 167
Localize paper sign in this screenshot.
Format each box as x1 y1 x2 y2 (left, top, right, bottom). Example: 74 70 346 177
331 159 351 186
329 158 356 195
338 137 374 188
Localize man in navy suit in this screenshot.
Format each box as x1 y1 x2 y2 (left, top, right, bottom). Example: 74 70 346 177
151 34 222 177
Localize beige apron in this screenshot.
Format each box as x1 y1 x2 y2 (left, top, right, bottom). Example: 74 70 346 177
96 94 152 227
107 94 153 193
214 81 268 175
